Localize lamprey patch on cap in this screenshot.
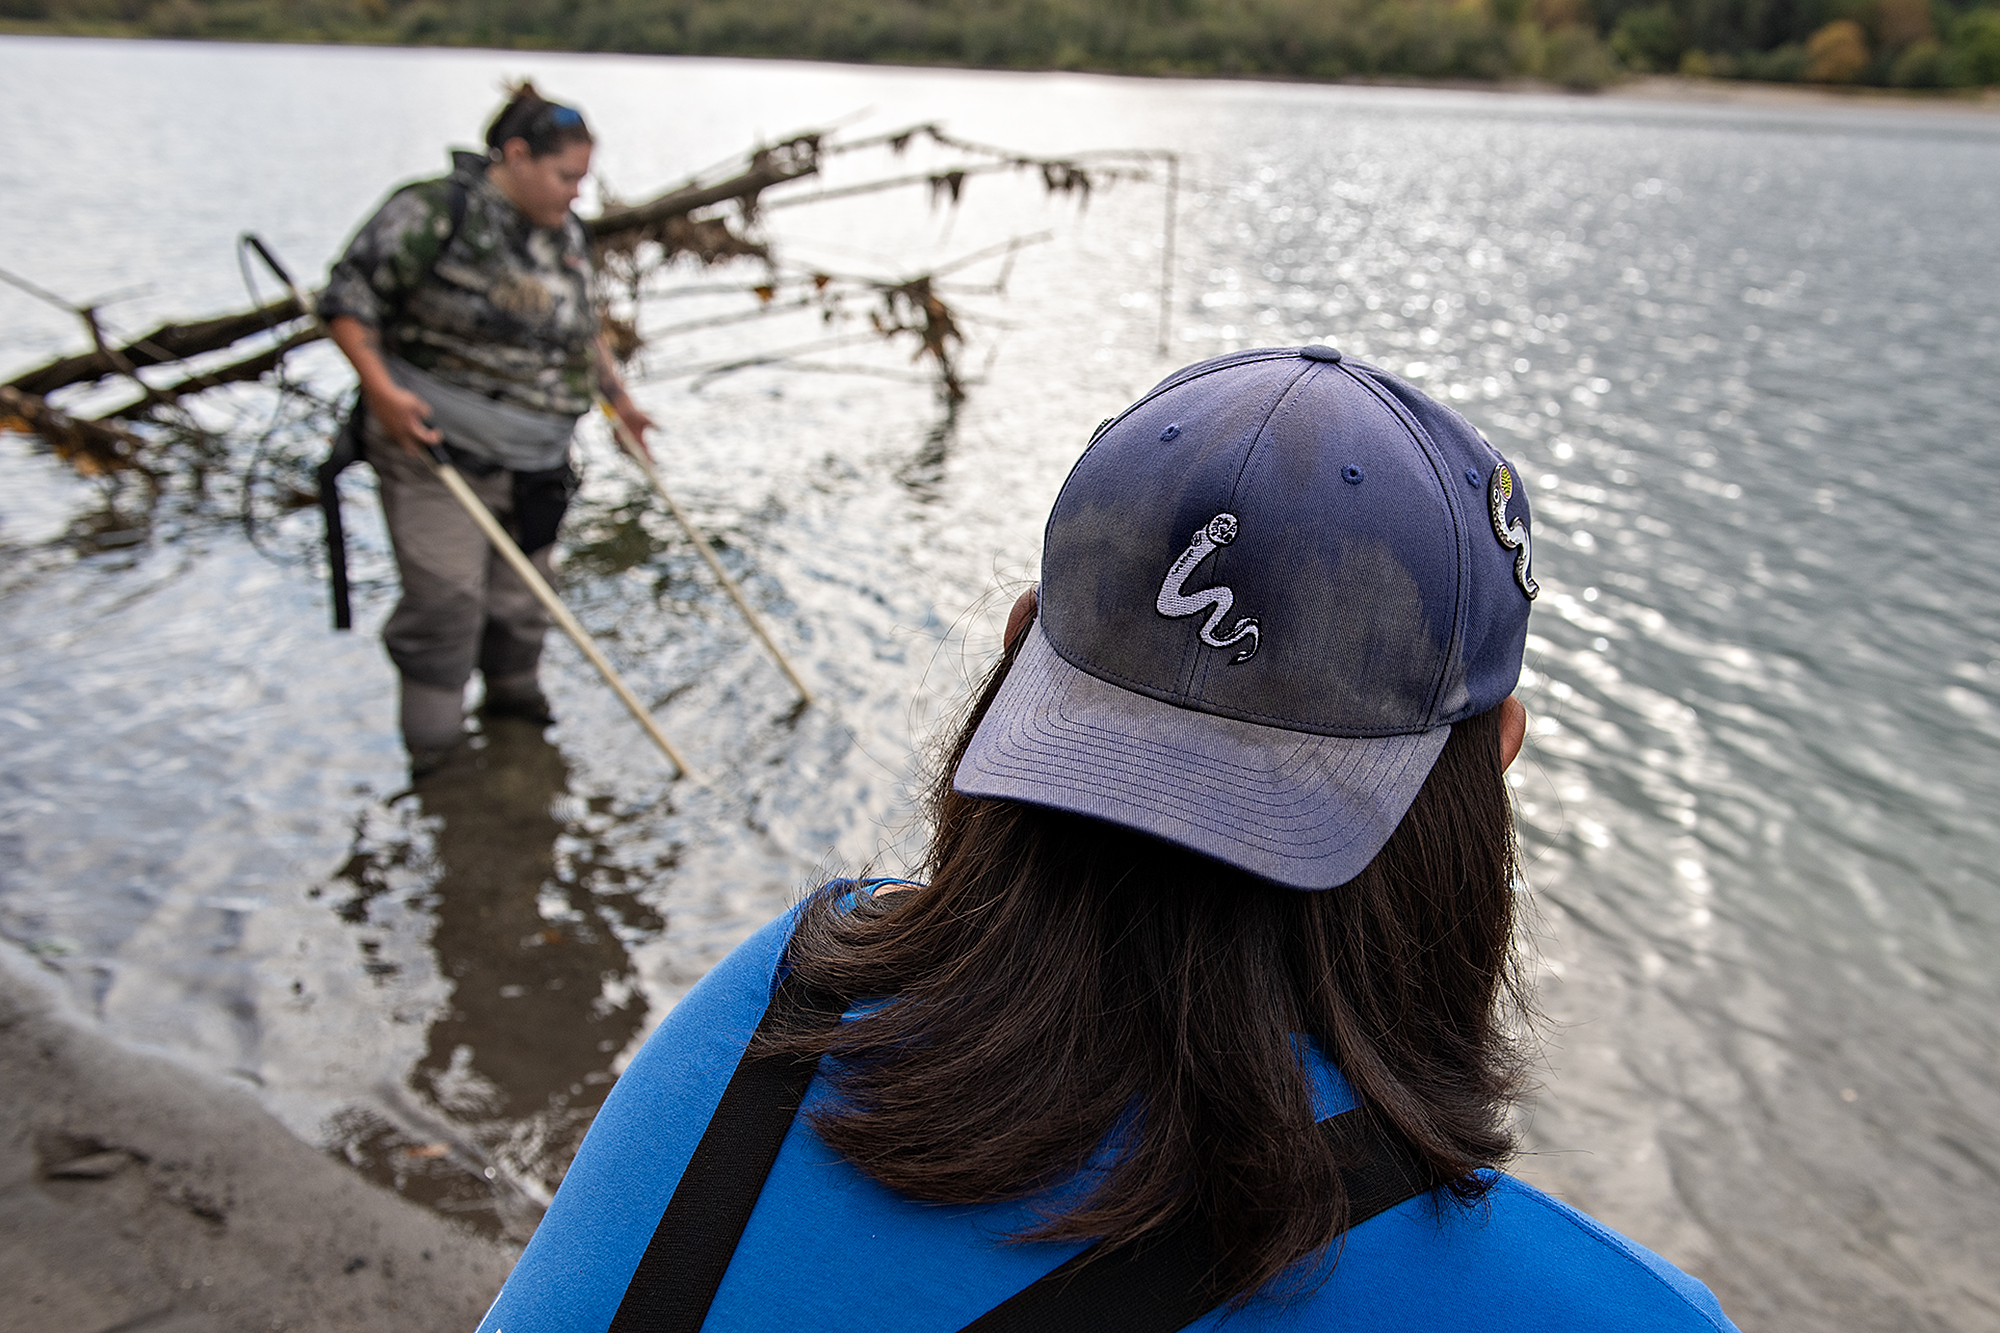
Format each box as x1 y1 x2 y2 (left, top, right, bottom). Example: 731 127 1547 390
1489 464 1539 599
1155 512 1261 663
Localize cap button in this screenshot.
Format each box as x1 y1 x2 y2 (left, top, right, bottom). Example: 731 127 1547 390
1298 344 1343 363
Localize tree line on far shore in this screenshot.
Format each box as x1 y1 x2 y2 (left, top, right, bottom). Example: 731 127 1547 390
6 0 1999 91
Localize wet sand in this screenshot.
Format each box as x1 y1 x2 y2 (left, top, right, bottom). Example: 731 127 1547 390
0 954 517 1333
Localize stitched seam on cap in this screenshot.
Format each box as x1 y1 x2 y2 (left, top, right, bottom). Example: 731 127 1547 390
1181 375 1292 698
1189 360 1311 702
1059 348 1301 497
1343 364 1468 727
1049 356 1297 699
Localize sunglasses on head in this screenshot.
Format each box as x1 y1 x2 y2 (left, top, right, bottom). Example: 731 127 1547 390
496 100 586 152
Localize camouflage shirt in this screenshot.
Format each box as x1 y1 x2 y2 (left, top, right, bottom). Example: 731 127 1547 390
321 151 599 418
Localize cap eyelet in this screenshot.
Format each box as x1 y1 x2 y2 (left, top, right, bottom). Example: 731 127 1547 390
1342 465 1364 485
1159 424 1181 442
1465 467 1481 486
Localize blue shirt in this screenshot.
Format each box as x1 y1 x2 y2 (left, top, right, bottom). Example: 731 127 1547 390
479 906 1738 1332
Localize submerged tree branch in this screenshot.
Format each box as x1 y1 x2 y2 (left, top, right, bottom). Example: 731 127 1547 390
103 326 325 419
0 385 152 476
7 297 306 397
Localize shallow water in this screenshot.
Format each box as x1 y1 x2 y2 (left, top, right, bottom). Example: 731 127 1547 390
4 37 2000 1329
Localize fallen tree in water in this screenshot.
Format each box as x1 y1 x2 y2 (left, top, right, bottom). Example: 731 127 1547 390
3 122 1173 486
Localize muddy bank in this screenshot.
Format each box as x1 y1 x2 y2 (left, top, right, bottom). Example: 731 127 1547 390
0 951 517 1333
1604 71 2000 115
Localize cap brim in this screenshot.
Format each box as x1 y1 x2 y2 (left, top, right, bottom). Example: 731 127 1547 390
953 623 1449 891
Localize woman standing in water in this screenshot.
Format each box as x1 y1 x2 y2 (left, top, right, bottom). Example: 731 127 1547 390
478 346 1736 1331
321 84 653 771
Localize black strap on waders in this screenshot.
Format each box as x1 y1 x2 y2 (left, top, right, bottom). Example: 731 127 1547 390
318 166 476 631
509 460 578 556
606 973 1436 1333
317 393 366 630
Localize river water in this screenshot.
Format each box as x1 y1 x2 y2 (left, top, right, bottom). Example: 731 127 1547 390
4 36 1999 1330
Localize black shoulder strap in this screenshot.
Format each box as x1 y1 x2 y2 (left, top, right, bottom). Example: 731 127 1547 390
404 172 472 298
381 170 473 318
443 173 472 252
607 969 1434 1333
959 1109 1431 1333
606 969 842 1333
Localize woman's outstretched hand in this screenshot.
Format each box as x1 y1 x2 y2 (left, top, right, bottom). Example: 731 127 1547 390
611 395 656 461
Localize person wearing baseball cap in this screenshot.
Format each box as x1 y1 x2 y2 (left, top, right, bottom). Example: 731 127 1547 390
477 348 1737 1332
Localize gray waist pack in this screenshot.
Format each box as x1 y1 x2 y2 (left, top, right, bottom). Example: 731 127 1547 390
384 356 578 474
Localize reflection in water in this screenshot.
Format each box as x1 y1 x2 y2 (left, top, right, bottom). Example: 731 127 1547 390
322 719 659 1239
897 397 962 499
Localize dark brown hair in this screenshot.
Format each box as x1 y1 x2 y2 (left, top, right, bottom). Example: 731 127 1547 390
766 611 1526 1306
484 82 593 159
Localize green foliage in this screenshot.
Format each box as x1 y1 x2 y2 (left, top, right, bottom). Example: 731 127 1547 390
1674 4 1999 85
1609 1 1682 68
1509 19 1620 83
1945 5 2000 82
41 0 150 21
526 0 1530 80
148 0 203 32
1730 41 1811 78
11 0 1997 88
1803 16 1868 80
0 0 1605 83
1890 34 1947 80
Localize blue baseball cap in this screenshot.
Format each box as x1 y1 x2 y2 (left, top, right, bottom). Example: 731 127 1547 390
953 345 1538 890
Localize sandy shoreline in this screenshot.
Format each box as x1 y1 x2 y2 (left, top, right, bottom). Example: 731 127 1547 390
0 950 517 1333
1600 72 2000 117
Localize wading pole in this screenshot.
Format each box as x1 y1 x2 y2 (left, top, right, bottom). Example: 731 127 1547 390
241 235 694 778
424 445 695 779
598 399 814 707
